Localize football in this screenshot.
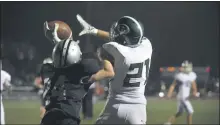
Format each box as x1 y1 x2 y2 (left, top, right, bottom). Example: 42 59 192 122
46 20 72 41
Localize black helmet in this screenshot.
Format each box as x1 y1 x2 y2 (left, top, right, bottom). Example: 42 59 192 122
109 16 144 47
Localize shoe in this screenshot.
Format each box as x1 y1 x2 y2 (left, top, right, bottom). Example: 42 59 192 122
164 122 171 125
84 117 93 120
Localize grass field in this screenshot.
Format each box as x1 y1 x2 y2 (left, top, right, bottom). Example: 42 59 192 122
3 98 219 124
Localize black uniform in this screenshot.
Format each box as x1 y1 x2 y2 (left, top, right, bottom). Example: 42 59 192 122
40 54 100 125
36 65 47 107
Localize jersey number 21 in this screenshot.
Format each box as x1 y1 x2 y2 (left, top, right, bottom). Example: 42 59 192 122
123 59 150 87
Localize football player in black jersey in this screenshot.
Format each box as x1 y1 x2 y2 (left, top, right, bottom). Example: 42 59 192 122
41 21 101 125
34 57 53 119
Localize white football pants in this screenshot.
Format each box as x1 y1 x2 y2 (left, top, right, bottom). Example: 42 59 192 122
95 99 146 124
177 99 194 114
1 96 5 125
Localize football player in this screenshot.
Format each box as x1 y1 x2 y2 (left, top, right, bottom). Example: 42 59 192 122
1 68 12 125
77 14 152 124
164 60 198 125
34 57 53 119
41 21 101 125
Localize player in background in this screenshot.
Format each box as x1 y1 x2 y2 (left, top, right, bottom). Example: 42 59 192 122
34 57 53 119
1 67 12 125
77 14 152 124
164 60 198 125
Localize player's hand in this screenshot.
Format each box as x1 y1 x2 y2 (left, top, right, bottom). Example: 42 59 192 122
193 92 200 98
166 95 172 99
88 74 96 83
76 14 98 36
80 76 91 84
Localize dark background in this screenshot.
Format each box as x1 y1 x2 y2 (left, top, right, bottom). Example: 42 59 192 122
1 2 219 81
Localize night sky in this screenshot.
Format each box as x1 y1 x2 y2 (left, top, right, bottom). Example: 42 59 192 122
1 2 219 79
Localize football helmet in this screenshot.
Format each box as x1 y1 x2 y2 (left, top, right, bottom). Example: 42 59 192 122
52 39 82 68
109 16 144 47
181 60 193 73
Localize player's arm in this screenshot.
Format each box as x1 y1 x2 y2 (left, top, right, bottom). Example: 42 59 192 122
76 14 110 40
97 30 110 40
89 47 115 82
191 81 198 97
3 76 12 94
167 80 177 98
40 106 46 119
89 60 114 82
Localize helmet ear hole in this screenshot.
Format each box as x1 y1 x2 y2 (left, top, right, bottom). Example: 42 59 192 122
117 24 130 35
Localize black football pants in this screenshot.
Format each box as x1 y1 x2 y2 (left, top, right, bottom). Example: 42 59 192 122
41 108 79 125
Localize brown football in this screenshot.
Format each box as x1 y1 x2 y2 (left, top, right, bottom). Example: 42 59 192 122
47 20 72 40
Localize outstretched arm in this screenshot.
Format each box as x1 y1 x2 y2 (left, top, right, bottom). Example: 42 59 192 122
97 30 110 40
76 14 110 40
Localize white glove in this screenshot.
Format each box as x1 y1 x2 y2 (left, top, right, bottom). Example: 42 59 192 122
76 14 98 36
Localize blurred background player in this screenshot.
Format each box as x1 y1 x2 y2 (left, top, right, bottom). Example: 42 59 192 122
77 14 152 124
1 67 12 125
41 20 100 125
34 57 53 119
165 60 198 125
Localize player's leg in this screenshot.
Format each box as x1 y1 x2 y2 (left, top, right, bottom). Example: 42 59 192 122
82 88 94 119
40 96 46 119
183 100 194 125
95 100 124 124
165 100 184 125
1 100 5 125
124 104 146 124
60 117 79 125
41 108 67 125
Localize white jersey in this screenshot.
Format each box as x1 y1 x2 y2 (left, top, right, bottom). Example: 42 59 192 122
1 70 11 125
1 70 11 91
102 37 152 104
175 72 197 100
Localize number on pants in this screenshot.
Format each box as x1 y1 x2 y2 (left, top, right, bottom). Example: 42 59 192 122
123 59 150 87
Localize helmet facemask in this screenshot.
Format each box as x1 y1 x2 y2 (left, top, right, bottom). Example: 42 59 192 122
109 22 131 46
181 61 193 74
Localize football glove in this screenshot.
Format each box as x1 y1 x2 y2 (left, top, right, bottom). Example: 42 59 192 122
76 14 98 36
